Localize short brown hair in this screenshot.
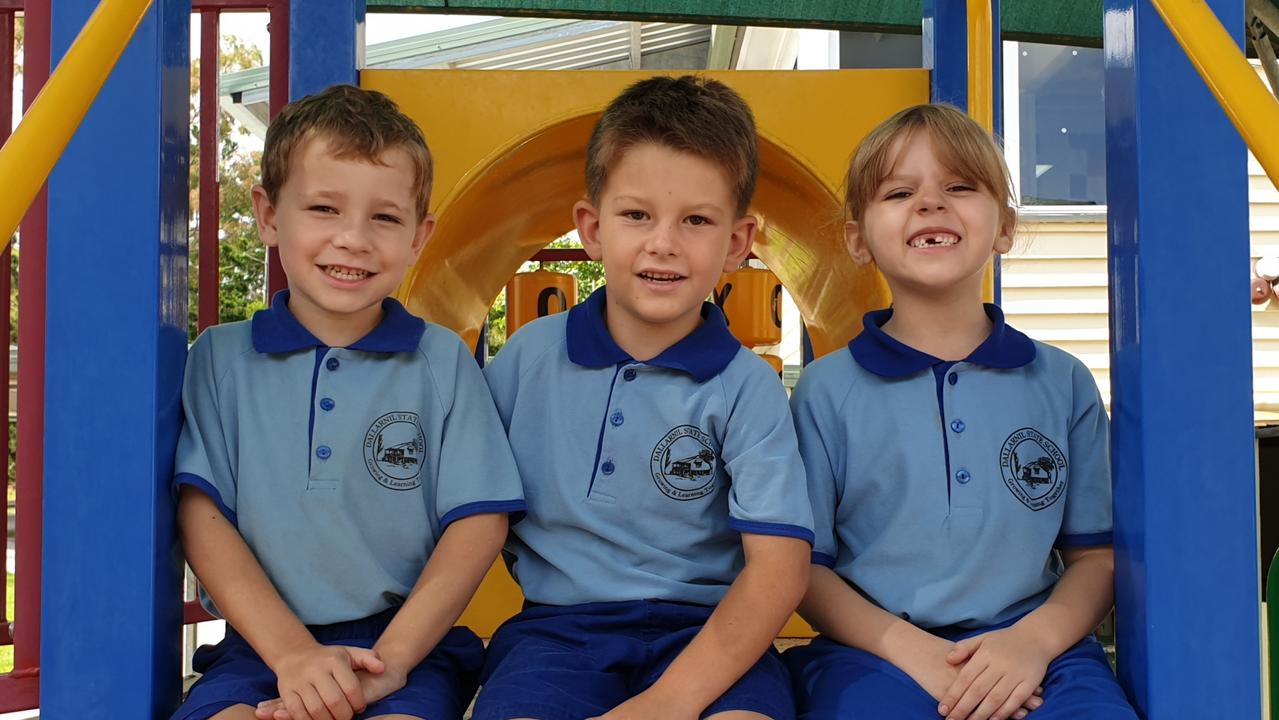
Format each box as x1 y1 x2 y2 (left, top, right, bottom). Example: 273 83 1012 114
844 104 1015 226
260 84 433 220
585 75 758 216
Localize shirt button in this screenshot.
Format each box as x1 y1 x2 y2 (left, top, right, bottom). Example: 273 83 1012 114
623 368 637 381
316 445 332 460
326 357 340 371
955 469 971 484
951 419 965 433
610 411 624 426
948 372 958 385
601 460 615 475
320 398 335 411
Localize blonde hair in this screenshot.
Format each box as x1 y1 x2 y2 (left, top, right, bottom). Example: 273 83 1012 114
844 104 1015 226
261 84 433 221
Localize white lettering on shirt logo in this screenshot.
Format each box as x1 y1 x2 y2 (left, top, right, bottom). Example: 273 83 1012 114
999 427 1067 511
650 425 718 501
364 412 426 491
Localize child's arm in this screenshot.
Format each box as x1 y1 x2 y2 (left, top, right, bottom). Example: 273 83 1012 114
596 533 809 720
938 546 1113 720
803 565 1044 720
179 487 383 720
359 512 508 705
803 565 965 700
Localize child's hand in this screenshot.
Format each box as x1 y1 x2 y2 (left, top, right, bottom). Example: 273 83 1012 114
254 644 385 720
938 626 1052 720
259 665 407 720
589 686 700 720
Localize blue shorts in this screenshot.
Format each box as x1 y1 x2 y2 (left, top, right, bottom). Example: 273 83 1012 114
172 608 484 720
472 599 796 720
783 622 1136 720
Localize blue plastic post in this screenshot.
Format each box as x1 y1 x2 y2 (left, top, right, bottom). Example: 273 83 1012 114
289 0 365 99
42 0 189 716
922 0 969 111
1104 0 1260 715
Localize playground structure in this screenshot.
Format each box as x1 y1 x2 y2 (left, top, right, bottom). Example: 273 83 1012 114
0 0 1275 717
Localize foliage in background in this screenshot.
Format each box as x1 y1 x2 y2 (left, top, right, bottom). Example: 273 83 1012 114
187 37 267 340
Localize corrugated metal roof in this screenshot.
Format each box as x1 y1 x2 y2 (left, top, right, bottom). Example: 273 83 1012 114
221 16 709 96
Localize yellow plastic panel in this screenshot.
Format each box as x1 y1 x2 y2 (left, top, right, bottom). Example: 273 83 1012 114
363 69 926 358
506 269 577 338
716 267 782 348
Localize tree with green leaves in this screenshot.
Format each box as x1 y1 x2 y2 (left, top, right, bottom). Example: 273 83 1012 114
187 36 267 340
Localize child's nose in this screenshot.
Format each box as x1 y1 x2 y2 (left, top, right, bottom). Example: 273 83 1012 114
333 221 373 250
915 188 948 212
647 223 678 254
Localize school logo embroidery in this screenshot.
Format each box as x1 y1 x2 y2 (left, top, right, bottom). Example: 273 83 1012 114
364 412 426 491
1000 427 1068 511
650 425 718 501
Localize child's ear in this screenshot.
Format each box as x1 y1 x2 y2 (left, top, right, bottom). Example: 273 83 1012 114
411 213 436 259
575 200 603 261
251 185 279 248
844 220 874 266
993 207 1015 255
721 214 758 273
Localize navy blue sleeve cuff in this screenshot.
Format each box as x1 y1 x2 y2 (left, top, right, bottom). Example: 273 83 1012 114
440 499 527 531
811 551 837 567
1055 531 1113 548
174 473 237 527
727 518 816 547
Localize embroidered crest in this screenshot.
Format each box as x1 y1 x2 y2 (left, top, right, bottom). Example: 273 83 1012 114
1000 427 1067 511
650 425 718 501
364 412 425 491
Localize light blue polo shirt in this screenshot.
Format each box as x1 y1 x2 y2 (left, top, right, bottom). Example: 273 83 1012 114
175 291 525 625
485 287 813 607
792 304 1111 630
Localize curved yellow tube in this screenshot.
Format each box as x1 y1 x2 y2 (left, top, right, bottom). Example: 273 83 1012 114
1152 0 1279 190
0 0 153 247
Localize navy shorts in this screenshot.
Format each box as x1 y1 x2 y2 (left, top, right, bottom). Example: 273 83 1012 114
172 608 484 720
783 621 1137 720
472 599 796 720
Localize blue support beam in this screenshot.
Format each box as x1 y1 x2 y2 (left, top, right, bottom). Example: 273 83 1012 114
923 0 1003 304
922 0 969 111
42 0 189 716
290 0 365 99
1104 0 1260 716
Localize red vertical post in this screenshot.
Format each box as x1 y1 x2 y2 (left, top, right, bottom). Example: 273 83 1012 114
266 0 288 296
0 7 13 637
198 10 220 332
16 0 49 674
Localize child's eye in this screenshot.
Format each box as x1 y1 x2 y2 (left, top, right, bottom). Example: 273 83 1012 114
373 213 403 225
309 205 338 214
884 190 912 200
948 183 976 192
686 215 711 226
622 210 648 221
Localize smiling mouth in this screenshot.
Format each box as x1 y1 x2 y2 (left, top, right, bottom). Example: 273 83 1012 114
324 265 372 281
908 233 960 248
639 271 685 283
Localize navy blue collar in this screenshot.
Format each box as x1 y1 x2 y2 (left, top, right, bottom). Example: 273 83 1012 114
251 290 426 354
565 286 741 383
849 303 1035 378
